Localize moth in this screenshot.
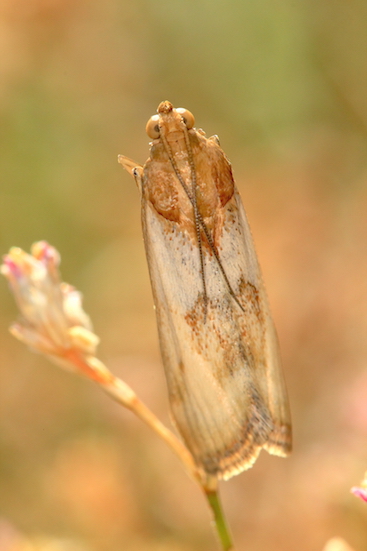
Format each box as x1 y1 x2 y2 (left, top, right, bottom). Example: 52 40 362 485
119 101 291 480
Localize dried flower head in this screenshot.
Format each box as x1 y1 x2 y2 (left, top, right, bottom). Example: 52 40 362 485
1 241 112 383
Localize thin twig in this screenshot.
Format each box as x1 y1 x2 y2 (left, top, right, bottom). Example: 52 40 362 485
100 375 198 480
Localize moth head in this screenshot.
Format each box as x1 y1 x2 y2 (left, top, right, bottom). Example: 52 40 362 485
145 105 195 139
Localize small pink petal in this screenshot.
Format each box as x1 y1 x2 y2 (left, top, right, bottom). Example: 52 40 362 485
32 241 59 263
31 241 61 283
1 256 22 279
351 486 367 502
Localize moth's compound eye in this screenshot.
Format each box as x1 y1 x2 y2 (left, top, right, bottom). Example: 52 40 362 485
146 115 160 139
176 108 195 129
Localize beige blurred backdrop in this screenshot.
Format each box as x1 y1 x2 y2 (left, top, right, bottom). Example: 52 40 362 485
1 1 367 550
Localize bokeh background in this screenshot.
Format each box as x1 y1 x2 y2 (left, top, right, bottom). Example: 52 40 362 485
1 1 367 550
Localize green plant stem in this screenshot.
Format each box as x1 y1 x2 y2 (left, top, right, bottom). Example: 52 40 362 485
204 487 235 551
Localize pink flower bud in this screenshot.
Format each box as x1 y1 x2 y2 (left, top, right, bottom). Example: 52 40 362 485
1 242 111 383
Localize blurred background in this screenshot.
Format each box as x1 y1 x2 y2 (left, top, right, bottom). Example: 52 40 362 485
1 1 367 550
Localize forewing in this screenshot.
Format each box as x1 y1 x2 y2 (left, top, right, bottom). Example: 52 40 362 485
234 193 292 457
141 173 290 479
